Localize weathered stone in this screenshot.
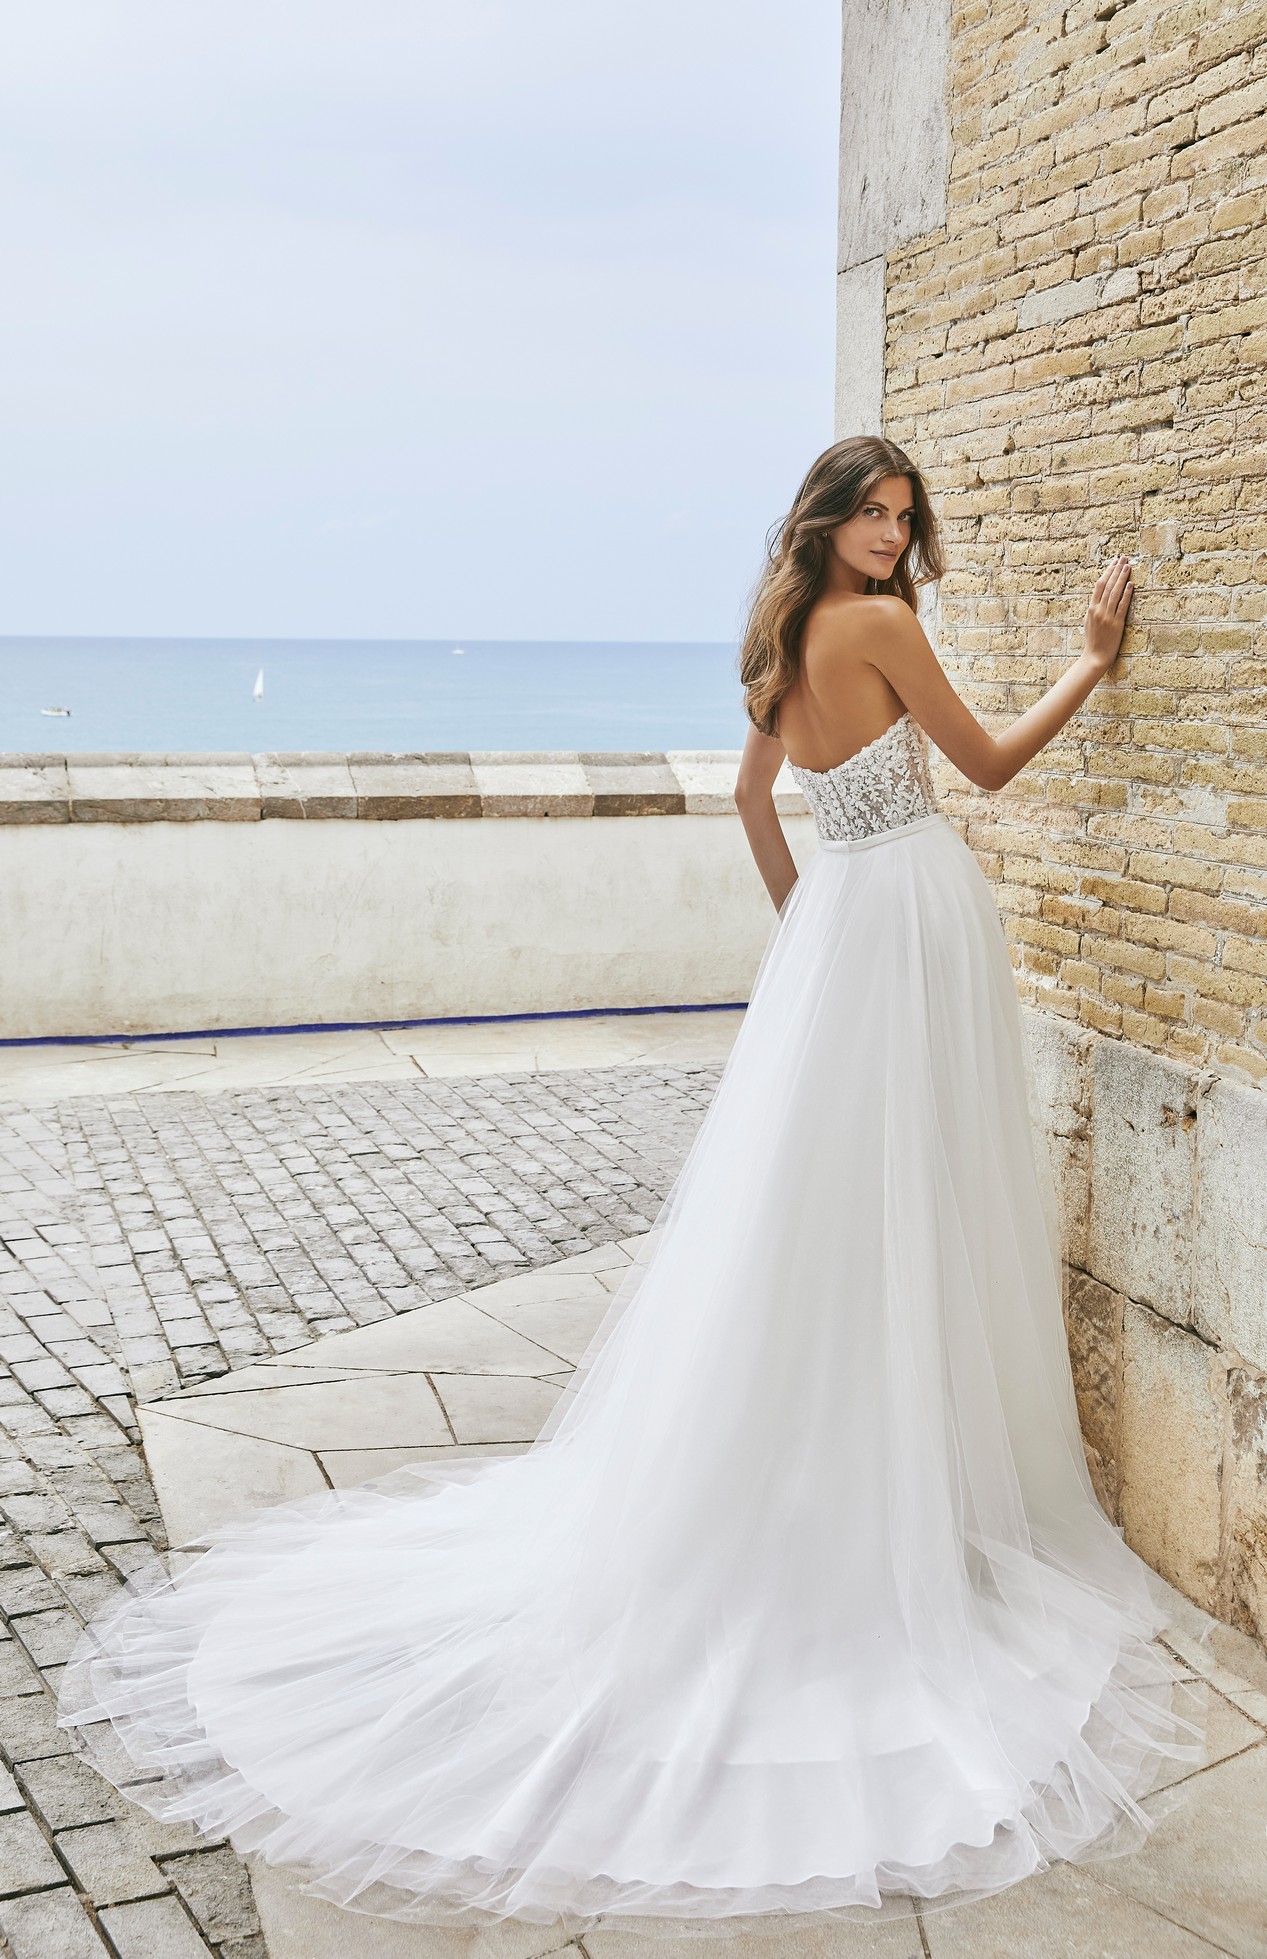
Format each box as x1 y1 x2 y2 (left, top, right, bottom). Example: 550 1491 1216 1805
348 759 480 819
163 1845 259 1942
55 1819 167 1905
1087 1041 1198 1326
1223 1364 1267 1649
99 1895 214 1957
1017 275 1104 330
1022 1007 1092 1267
0 1886 112 1958
1119 1305 1224 1613
0 1693 72 1762
18 1754 123 1831
1063 1271 1123 1518
67 763 260 824
471 756 592 818
665 750 743 814
1195 1074 1267 1371
578 756 685 817
837 0 950 270
0 765 70 825
252 756 357 821
11 1609 82 1668
1103 1740 1267 1957
0 1809 66 1895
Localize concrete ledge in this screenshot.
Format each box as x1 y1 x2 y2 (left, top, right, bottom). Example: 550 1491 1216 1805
0 751 806 823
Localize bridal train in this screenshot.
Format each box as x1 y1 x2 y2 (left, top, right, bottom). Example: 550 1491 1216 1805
58 714 1199 1932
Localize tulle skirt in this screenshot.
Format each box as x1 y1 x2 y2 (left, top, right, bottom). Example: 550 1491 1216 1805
58 810 1200 1932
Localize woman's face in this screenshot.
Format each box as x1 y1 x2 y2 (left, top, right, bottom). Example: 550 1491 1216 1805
828 475 915 583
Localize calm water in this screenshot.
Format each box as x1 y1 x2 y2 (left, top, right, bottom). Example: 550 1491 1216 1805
0 639 748 755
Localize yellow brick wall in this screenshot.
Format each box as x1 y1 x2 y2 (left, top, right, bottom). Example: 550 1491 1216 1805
882 0 1267 1081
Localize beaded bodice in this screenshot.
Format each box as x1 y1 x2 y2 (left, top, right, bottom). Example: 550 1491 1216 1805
786 712 938 843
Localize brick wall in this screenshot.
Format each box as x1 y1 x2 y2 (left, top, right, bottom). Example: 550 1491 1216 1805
880 0 1267 1082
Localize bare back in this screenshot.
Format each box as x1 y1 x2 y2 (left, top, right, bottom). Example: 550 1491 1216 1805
774 594 909 773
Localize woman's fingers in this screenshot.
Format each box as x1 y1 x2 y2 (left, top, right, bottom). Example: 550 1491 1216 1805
1095 556 1133 612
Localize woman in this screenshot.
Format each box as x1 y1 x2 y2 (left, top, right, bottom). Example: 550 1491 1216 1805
59 436 1199 1932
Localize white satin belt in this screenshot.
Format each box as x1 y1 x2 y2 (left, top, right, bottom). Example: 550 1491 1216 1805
818 811 945 853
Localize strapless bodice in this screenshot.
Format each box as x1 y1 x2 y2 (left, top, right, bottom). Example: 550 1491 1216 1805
786 711 939 843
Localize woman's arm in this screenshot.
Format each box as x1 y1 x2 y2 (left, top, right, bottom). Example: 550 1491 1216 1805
735 728 799 911
865 557 1135 791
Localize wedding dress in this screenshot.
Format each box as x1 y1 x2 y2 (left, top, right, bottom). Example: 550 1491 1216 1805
59 710 1199 1931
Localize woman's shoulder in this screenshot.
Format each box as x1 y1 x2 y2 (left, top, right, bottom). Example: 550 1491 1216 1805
804 593 919 662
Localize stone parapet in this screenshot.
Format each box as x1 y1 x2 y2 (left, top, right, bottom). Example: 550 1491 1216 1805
0 751 806 823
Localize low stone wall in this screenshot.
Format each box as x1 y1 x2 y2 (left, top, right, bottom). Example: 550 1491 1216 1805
1027 1005 1267 1647
0 750 815 1039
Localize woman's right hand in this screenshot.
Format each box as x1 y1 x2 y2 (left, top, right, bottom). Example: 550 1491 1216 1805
1082 556 1134 672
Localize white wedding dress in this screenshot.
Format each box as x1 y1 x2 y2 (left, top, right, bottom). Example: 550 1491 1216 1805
59 711 1199 1931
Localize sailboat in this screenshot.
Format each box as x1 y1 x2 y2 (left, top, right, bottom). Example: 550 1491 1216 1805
252 669 264 701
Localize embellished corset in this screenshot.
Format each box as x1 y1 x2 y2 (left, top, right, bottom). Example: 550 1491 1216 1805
786 712 939 843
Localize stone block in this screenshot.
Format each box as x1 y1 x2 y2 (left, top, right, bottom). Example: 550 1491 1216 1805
55 1819 167 1905
67 763 261 823
252 756 357 820
578 756 685 817
1022 1007 1093 1265
1223 1362 1267 1648
1087 1039 1198 1325
1194 1072 1267 1369
0 1808 67 1895
100 1895 214 1958
163 1845 259 1943
0 1692 72 1762
922 1856 1225 1957
1119 1305 1223 1612
666 750 756 814
469 756 592 818
837 0 950 270
347 760 480 819
1017 274 1104 329
836 259 886 437
19 1753 123 1830
137 1410 326 1545
0 765 70 825
1063 1271 1123 1518
0 1886 112 1958
1102 1740 1267 1957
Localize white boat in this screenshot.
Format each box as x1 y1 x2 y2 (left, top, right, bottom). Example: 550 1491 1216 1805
451 646 466 656
252 669 264 701
40 706 71 717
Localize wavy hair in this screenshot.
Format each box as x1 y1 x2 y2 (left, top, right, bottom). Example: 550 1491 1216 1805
740 436 944 736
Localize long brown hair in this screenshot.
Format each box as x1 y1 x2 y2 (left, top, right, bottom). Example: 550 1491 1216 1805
740 435 945 736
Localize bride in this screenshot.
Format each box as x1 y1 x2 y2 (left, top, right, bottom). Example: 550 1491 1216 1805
59 435 1199 1932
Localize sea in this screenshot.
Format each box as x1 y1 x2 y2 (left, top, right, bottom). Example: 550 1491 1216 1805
0 639 748 756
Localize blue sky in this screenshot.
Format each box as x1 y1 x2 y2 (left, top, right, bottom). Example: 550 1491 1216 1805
0 2 840 641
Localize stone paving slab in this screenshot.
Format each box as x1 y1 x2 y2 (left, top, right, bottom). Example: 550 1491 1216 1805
0 1009 744 1104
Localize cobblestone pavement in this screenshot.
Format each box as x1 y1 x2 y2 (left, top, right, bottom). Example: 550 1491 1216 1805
0 1065 720 1957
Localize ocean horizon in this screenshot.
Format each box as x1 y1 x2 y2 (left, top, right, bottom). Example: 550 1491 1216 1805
0 637 749 755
